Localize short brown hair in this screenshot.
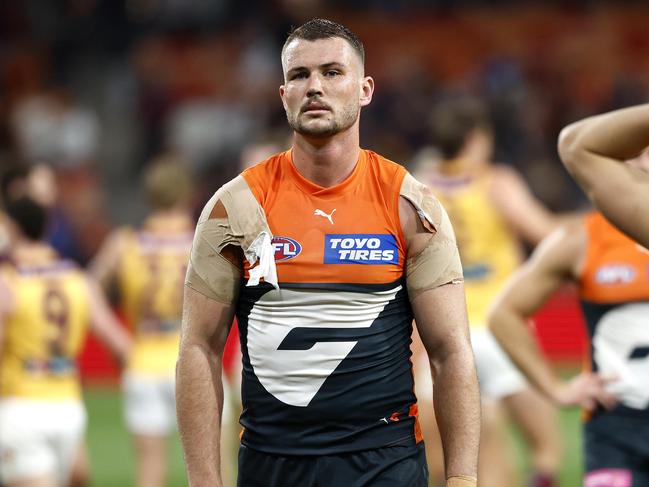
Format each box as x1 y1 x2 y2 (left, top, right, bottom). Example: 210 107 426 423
429 97 491 160
143 155 192 210
283 18 365 66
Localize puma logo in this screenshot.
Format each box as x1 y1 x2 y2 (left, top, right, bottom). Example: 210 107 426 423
314 208 336 225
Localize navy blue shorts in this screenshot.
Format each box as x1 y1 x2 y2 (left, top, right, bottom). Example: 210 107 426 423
237 442 428 487
584 412 649 486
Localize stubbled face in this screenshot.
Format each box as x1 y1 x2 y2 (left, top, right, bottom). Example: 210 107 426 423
280 37 373 138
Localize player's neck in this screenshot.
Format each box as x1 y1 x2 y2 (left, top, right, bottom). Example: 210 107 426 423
12 239 56 265
145 208 193 233
439 155 489 177
291 127 360 188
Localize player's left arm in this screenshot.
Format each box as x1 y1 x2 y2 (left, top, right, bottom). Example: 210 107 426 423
487 222 616 410
489 165 577 246
400 196 479 486
86 276 132 366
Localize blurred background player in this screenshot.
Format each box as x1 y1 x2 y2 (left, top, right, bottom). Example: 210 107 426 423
0 194 131 487
0 164 93 487
0 164 81 265
413 97 565 487
559 103 649 249
89 155 195 487
488 205 649 485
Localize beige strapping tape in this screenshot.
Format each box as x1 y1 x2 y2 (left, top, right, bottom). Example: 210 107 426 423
400 173 463 297
186 176 278 302
446 475 477 487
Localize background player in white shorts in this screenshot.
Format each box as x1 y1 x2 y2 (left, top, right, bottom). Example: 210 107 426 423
413 97 573 486
90 155 193 487
0 194 130 487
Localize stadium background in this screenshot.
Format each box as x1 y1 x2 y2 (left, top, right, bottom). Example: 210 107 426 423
1 0 648 485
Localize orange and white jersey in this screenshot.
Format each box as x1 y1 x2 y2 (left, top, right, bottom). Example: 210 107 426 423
578 213 649 415
117 229 192 378
235 149 422 455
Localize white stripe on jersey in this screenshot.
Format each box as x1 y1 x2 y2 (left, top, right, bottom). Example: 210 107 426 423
594 302 649 409
246 285 402 407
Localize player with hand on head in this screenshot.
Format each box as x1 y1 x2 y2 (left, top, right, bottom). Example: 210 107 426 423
90 156 195 487
488 208 649 486
559 103 649 249
176 18 480 487
0 195 131 487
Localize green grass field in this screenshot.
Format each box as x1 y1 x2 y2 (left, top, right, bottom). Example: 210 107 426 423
84 386 583 486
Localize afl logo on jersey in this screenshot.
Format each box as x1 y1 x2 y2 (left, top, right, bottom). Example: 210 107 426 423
595 264 636 285
272 236 302 261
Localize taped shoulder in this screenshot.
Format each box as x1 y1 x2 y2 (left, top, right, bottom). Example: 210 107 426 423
399 172 451 238
399 173 463 298
185 175 277 303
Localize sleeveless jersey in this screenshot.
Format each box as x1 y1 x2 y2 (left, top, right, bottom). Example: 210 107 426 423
236 149 422 455
426 170 522 328
0 259 90 400
578 212 649 417
117 229 192 377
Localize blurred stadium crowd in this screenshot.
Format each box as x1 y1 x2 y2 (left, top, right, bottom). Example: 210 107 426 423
1 2 649 486
2 0 649 263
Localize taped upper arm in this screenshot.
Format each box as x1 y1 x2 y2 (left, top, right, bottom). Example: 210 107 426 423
186 196 243 304
185 175 276 303
399 173 463 299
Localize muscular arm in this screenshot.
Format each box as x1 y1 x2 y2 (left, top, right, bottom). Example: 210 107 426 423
488 222 616 408
176 285 235 487
400 196 479 483
177 196 242 487
558 103 649 248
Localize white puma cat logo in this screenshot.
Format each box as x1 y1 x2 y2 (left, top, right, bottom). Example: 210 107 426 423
314 208 336 225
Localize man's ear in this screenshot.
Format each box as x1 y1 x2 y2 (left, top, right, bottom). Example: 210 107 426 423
279 85 287 111
360 76 374 107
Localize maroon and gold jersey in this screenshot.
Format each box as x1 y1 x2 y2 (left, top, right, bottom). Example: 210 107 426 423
117 229 192 377
0 259 90 400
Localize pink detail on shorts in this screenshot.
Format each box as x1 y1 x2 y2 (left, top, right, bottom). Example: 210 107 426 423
585 469 632 487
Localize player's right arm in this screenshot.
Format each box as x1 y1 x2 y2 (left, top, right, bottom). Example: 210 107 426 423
399 191 479 486
86 276 132 367
176 199 242 487
487 221 616 409
558 103 649 248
